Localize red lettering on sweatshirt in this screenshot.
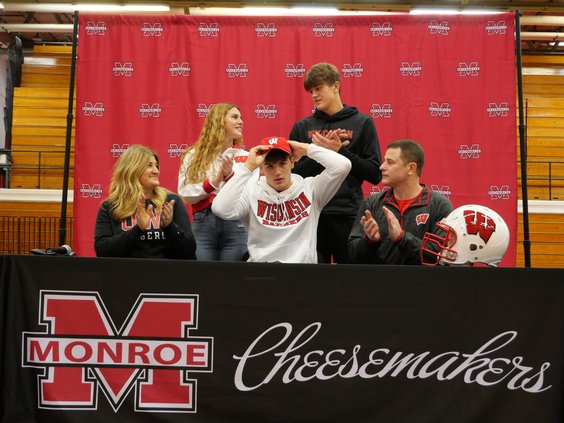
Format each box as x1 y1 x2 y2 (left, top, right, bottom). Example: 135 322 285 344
256 192 311 226
121 209 161 231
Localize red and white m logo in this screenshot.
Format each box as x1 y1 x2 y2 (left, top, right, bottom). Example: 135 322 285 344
313 23 335 37
430 184 452 199
485 21 507 35
284 63 306 78
370 103 392 118
79 183 103 198
342 63 364 78
255 23 277 37
255 104 277 119
400 62 422 76
370 22 392 36
226 64 249 78
22 291 213 413
141 23 163 37
82 102 104 116
488 185 511 200
457 62 480 77
112 62 133 77
85 21 107 36
139 103 162 118
458 144 481 159
487 102 509 117
429 102 451 117
198 23 220 37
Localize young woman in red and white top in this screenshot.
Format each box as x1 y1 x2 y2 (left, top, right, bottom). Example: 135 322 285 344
177 103 249 261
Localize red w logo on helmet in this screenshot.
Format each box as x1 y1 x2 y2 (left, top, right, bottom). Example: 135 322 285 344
463 210 496 242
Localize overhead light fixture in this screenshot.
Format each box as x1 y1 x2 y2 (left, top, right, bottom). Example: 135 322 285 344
1 3 170 13
188 6 399 16
0 24 73 33
410 8 504 15
290 7 340 16
189 6 340 16
74 4 171 13
240 7 293 16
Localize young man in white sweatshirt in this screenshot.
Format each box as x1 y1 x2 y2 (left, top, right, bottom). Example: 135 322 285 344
212 134 351 263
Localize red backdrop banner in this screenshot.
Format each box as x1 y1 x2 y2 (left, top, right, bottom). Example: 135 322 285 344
75 13 517 265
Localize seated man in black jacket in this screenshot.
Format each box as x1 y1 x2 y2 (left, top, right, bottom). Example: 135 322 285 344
348 139 453 265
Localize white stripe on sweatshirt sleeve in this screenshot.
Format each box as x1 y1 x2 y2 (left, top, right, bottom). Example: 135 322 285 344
307 143 352 209
211 165 252 220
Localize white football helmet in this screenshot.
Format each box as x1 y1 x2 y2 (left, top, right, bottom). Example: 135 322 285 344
421 205 510 267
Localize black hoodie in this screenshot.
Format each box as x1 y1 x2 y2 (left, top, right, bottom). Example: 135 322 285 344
289 105 382 217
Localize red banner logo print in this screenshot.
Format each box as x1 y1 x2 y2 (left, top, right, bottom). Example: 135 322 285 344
255 104 278 119
80 183 103 198
198 22 219 37
141 22 163 37
428 20 450 35
255 23 277 37
226 64 249 78
196 103 214 118
370 103 392 119
313 23 335 37
284 63 306 78
370 22 392 37
85 21 107 36
488 185 511 200
112 62 133 77
485 21 507 35
342 63 364 78
429 102 452 117
169 62 191 77
82 102 105 117
22 291 213 413
458 144 482 159
400 62 422 76
430 184 452 199
168 143 188 158
457 62 480 77
139 103 162 118
111 144 130 158
487 102 510 117
370 186 384 195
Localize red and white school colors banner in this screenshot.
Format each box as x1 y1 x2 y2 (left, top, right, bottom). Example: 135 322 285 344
74 14 517 264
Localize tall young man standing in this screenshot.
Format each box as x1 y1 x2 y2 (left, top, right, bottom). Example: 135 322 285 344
289 62 382 263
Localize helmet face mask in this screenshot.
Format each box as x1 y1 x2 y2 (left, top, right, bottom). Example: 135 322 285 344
421 222 458 265
421 205 510 267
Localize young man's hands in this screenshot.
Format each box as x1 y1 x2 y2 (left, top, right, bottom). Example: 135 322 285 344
245 145 273 172
245 140 310 171
311 129 350 152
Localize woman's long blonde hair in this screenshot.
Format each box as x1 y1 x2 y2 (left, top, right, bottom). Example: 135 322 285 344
106 144 168 220
180 103 243 185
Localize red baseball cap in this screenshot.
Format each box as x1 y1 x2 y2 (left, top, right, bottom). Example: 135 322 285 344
259 136 292 154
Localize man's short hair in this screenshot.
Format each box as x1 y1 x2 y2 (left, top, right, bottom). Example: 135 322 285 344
264 148 292 164
304 62 341 92
387 139 425 176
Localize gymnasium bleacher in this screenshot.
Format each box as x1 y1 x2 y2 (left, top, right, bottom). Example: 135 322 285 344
1 44 563 267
